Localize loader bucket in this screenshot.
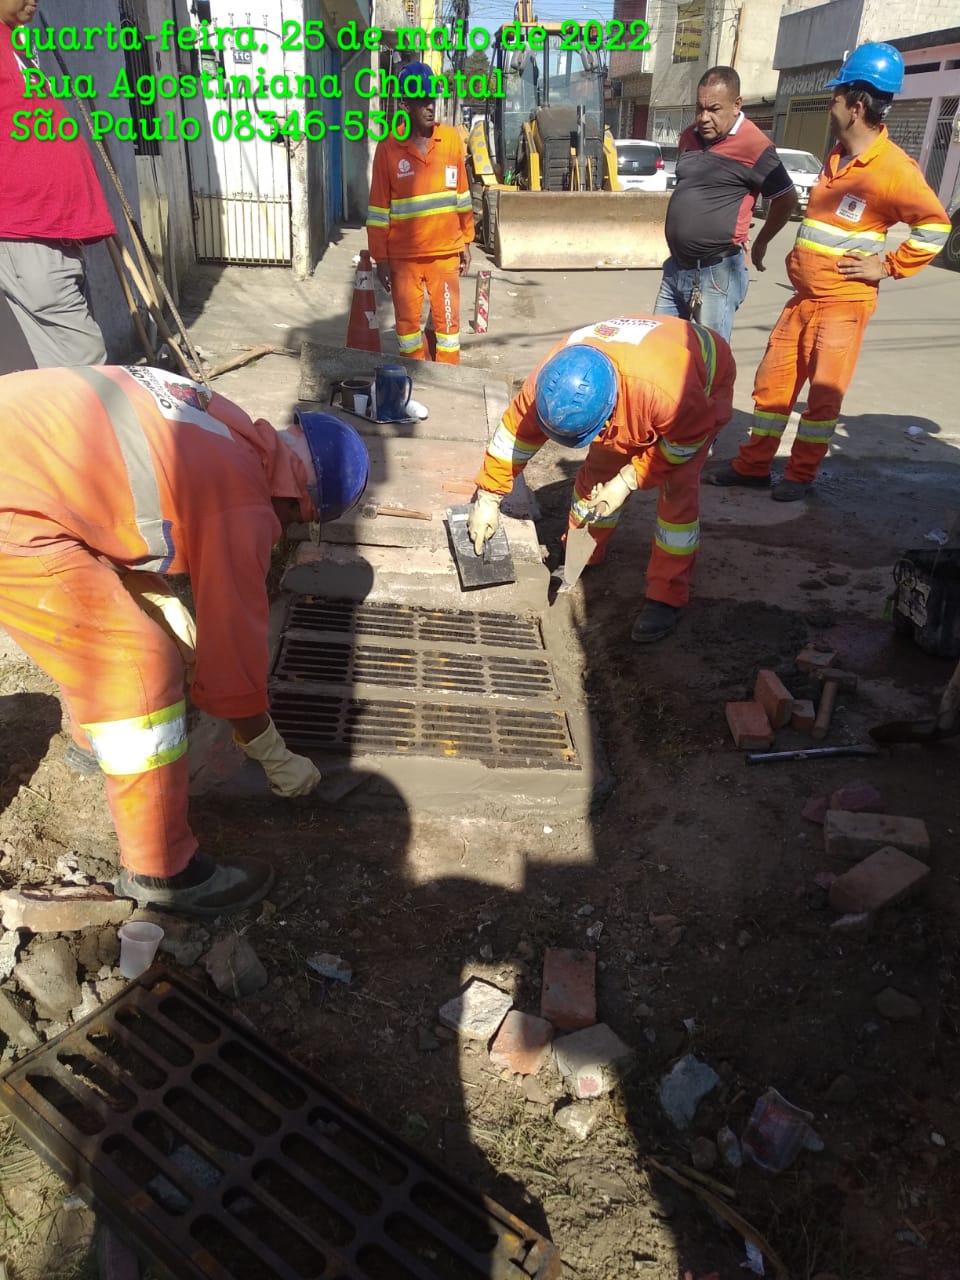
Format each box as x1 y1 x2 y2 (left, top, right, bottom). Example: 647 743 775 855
493 191 670 270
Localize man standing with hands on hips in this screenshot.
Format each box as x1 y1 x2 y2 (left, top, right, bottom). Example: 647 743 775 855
366 61 473 364
710 43 950 501
654 66 798 342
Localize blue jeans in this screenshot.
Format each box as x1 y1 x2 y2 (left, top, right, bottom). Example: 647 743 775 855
653 249 749 343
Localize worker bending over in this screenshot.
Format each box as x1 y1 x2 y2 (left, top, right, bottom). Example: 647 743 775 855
711 43 950 501
366 61 473 364
467 315 736 643
0 366 369 917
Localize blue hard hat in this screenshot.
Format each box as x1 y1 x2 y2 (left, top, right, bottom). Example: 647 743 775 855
294 412 369 522
826 43 904 95
534 345 619 448
398 61 437 100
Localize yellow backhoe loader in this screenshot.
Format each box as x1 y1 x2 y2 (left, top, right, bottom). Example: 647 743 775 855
466 1 668 270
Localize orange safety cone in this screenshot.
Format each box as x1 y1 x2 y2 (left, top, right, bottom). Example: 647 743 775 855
345 250 381 353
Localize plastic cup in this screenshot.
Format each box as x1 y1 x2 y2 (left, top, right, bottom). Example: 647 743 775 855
353 394 369 418
118 921 165 979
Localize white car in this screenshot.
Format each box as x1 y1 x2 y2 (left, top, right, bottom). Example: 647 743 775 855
614 139 668 193
766 147 823 215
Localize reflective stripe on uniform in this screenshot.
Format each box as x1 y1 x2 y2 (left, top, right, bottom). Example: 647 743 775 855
795 218 886 258
456 192 472 213
658 434 708 465
796 417 838 444
71 368 174 571
83 699 188 776
391 191 461 220
690 322 717 397
397 330 423 354
905 222 950 251
570 494 621 530
366 205 390 228
488 420 541 467
434 331 460 353
751 410 789 439
655 518 699 556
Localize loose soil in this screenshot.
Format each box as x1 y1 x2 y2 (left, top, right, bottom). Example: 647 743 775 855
2 406 960 1280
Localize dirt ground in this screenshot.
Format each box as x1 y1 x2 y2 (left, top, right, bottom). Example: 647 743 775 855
2 244 960 1279
2 433 960 1280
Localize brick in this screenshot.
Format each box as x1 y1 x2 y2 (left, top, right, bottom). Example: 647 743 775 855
802 794 829 825
754 669 793 729
541 948 596 1031
829 782 884 814
1 884 134 933
796 648 838 672
489 1009 554 1075
824 811 930 862
829 846 930 914
725 701 774 750
791 699 816 731
553 1023 633 1099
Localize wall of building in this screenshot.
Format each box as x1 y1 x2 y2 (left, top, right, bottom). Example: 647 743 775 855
859 0 960 44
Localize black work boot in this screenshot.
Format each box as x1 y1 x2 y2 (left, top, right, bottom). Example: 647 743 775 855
771 479 811 502
64 742 101 774
116 851 275 919
631 601 681 644
706 463 771 488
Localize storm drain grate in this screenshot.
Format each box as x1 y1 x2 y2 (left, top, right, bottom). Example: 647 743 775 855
274 639 556 699
286 599 544 651
0 969 562 1280
270 690 578 768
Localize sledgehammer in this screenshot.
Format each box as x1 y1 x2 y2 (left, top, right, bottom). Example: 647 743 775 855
810 667 858 740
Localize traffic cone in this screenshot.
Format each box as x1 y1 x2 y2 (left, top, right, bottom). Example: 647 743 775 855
346 250 381 353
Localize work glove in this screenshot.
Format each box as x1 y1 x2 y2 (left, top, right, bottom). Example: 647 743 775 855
236 717 322 798
467 489 503 555
583 464 638 520
121 571 197 682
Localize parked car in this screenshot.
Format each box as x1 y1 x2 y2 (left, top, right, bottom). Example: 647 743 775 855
614 139 667 193
660 143 678 189
756 147 823 217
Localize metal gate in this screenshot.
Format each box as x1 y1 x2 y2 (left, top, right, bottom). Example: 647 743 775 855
885 97 931 164
186 8 292 264
783 95 832 160
925 96 959 198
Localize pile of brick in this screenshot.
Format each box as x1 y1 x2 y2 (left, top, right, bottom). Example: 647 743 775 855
438 947 633 1132
725 647 837 750
821 810 930 917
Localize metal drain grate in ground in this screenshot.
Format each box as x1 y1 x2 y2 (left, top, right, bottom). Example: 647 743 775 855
0 968 562 1280
270 690 578 767
269 599 581 771
275 639 556 699
286 599 544 651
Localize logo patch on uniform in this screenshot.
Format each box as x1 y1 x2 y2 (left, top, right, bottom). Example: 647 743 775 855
836 194 866 223
567 318 660 346
445 165 458 188
397 158 413 177
123 366 228 437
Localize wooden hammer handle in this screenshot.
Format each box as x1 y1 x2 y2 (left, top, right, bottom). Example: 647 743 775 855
812 679 839 740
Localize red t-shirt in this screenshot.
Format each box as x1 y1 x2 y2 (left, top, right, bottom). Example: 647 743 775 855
0 24 116 242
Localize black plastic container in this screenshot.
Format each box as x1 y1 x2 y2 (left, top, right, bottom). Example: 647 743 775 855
893 548 960 657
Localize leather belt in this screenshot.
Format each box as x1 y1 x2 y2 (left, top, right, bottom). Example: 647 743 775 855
677 244 743 270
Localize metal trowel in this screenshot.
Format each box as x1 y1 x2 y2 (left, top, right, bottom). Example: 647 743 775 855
552 524 595 595
446 504 516 590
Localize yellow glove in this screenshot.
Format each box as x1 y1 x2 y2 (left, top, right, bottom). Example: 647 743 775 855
236 717 322 797
121 571 197 682
584 464 638 520
467 489 503 555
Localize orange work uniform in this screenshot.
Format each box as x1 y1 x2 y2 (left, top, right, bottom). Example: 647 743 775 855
734 127 950 483
476 316 736 607
0 366 312 878
366 124 473 364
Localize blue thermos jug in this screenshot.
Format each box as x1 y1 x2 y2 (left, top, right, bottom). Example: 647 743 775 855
375 364 412 422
